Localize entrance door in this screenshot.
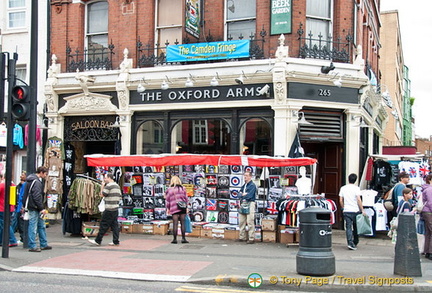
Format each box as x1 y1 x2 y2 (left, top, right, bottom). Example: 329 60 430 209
303 142 343 229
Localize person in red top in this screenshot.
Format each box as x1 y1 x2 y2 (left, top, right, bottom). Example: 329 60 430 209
0 174 18 247
165 176 189 244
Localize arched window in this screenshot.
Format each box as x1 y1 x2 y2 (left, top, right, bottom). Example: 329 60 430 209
239 118 272 156
136 121 164 154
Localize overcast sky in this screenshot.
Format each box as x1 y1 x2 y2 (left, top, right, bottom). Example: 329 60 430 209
380 0 432 139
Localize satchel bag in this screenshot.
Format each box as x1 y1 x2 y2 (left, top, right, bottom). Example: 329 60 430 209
23 180 37 221
238 201 250 215
177 200 187 210
383 186 395 212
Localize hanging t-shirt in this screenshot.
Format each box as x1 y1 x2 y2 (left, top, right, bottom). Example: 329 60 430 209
373 160 392 188
13 123 24 149
373 202 388 231
360 189 378 207
0 123 7 147
398 161 422 186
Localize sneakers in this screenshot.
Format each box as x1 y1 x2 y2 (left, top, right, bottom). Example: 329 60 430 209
29 248 41 252
8 243 18 247
246 240 255 244
108 242 120 246
87 239 100 246
348 245 357 250
41 245 52 250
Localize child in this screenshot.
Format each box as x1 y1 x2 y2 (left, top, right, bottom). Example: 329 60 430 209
397 188 413 215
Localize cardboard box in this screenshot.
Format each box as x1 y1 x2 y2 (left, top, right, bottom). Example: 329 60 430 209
262 231 277 243
133 223 154 234
212 228 225 239
279 228 297 244
262 218 277 231
121 224 132 234
200 227 212 238
153 223 169 235
82 222 99 237
224 229 239 240
188 226 202 237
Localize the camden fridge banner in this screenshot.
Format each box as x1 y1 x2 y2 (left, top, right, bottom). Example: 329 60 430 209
166 40 250 62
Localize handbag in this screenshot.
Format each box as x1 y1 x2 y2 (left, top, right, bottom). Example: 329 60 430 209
238 201 250 215
184 214 193 233
356 214 372 235
177 200 187 210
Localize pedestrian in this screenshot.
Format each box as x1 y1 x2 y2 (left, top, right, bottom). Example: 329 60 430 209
0 174 18 247
396 188 413 214
165 175 189 244
238 171 257 244
11 171 26 243
88 172 121 246
392 172 410 216
420 174 432 261
23 166 51 252
339 173 366 251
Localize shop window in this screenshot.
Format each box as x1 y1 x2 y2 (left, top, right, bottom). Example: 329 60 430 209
226 0 256 40
157 0 182 45
240 118 272 156
86 1 109 63
15 66 27 85
137 121 164 154
8 0 26 28
306 0 332 46
173 119 231 154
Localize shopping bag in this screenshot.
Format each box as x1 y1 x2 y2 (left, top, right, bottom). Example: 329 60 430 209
184 214 193 233
23 211 29 221
98 198 105 212
356 214 372 235
238 201 250 215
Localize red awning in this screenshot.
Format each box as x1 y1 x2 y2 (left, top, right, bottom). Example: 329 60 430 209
85 154 317 167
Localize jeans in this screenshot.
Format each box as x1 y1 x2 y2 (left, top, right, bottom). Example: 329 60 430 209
11 211 24 242
0 211 17 245
95 210 119 245
28 210 48 249
343 212 359 247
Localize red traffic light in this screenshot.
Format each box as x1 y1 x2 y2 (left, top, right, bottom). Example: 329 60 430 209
11 85 30 102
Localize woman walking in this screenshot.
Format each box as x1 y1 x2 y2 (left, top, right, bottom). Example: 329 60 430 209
165 176 189 244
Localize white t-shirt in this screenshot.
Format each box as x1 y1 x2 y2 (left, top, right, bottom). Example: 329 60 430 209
339 184 361 213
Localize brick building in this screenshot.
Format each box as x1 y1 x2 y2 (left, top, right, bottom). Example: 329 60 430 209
44 0 385 226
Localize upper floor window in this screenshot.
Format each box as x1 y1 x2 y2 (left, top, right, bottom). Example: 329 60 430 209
157 0 182 45
86 1 108 51
306 0 332 43
226 0 256 40
8 0 26 28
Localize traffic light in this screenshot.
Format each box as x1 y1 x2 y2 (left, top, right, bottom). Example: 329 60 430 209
11 85 31 121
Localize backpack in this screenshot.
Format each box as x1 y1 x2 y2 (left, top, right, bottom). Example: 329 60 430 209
382 186 395 212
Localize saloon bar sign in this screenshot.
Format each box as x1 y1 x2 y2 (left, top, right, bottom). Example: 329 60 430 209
130 84 272 105
64 116 119 142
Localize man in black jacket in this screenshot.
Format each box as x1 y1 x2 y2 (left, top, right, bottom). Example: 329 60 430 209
23 166 50 252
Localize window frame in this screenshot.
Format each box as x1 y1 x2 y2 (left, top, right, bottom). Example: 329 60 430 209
84 0 109 51
155 0 182 47
193 120 208 145
224 0 256 40
7 0 26 29
305 0 333 43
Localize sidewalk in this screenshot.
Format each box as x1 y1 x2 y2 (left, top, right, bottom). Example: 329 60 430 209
1 221 431 292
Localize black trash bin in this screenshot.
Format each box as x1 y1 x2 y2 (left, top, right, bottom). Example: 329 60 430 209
296 207 335 276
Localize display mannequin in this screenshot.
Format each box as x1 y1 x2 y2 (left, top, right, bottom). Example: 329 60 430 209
295 166 312 195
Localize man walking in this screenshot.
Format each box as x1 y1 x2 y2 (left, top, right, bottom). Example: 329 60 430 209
24 166 51 252
88 172 121 246
339 173 366 250
238 171 257 244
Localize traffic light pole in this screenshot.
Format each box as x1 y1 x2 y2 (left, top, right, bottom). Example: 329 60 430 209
1 54 17 258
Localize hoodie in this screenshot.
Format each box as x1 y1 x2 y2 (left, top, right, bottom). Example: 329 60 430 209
22 173 45 212
420 184 432 213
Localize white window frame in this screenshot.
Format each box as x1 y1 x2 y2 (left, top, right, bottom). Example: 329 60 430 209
224 0 256 40
155 0 182 48
305 0 333 45
7 0 26 29
85 1 109 51
193 120 208 145
15 65 27 85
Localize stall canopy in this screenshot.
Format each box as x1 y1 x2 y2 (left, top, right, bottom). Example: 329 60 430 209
85 154 317 168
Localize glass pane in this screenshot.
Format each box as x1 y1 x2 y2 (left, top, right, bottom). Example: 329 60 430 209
174 119 231 154
88 35 108 49
88 2 108 34
227 19 256 40
158 27 182 45
9 11 25 28
306 0 331 18
306 18 330 41
137 121 164 154
240 118 272 156
227 0 256 20
158 0 182 26
9 0 25 8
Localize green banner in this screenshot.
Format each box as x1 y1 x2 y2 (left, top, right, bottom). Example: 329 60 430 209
270 0 292 35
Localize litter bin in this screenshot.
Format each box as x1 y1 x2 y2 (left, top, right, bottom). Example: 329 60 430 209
296 207 335 276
